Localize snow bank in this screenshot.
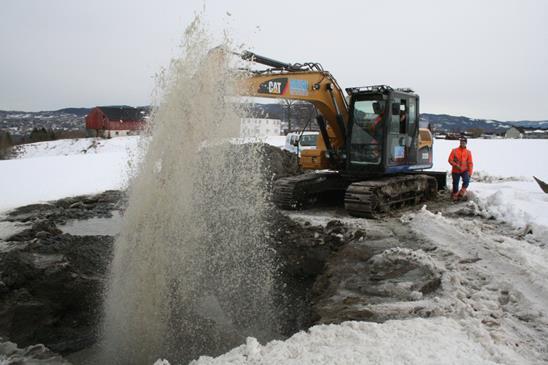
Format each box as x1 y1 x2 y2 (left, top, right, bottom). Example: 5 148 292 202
407 208 548 362
470 180 548 240
164 318 503 365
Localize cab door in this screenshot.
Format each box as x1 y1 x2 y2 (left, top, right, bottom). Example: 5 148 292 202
406 97 418 165
386 95 420 169
386 97 409 167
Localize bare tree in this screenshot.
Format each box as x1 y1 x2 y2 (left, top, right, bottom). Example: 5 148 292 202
280 99 297 132
293 101 317 131
280 99 318 132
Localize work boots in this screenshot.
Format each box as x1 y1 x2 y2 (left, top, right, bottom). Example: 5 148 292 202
451 188 467 202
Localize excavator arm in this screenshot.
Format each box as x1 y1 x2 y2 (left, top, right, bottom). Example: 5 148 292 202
236 52 349 169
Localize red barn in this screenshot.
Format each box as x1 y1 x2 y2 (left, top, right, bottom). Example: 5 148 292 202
85 106 148 138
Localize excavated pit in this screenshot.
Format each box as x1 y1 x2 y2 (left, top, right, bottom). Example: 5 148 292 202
0 192 351 362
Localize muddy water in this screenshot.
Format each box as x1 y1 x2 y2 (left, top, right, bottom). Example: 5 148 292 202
58 211 123 236
99 17 277 364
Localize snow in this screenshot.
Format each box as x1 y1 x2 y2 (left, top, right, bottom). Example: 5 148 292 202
471 181 548 241
185 318 503 365
0 137 139 213
405 207 548 362
1 135 548 364
264 135 285 148
14 136 140 159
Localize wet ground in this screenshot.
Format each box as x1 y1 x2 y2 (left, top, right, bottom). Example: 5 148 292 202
0 191 122 359
4 188 542 364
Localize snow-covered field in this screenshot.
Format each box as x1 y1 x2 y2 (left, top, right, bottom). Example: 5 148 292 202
0 137 140 212
2 137 547 237
1 136 548 364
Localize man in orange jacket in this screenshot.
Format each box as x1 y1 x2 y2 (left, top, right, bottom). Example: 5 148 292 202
448 136 474 201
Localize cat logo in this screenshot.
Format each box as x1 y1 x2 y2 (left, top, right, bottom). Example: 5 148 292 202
258 77 288 95
269 81 282 94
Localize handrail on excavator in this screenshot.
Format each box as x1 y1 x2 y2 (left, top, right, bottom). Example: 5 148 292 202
238 50 324 72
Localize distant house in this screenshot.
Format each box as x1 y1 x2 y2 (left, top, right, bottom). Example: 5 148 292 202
85 106 148 138
240 118 282 138
523 129 548 139
444 133 461 140
504 126 525 139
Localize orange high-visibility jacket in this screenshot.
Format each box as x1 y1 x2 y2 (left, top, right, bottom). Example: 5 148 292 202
448 147 473 175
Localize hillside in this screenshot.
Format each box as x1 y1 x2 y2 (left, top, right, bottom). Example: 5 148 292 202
421 113 548 134
2 105 547 138
245 104 548 134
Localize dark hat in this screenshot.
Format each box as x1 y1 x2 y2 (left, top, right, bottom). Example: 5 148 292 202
460 136 467 142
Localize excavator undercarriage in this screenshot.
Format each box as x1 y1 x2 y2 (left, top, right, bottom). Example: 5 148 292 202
344 174 438 218
273 172 446 218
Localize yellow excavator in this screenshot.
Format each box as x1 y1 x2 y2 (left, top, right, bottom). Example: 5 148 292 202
237 51 446 217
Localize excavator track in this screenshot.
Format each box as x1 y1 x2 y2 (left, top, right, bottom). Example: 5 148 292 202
272 172 349 209
344 174 438 218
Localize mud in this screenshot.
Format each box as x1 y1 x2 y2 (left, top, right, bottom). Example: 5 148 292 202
268 211 359 334
0 192 120 356
311 218 443 324
0 337 71 364
4 190 124 226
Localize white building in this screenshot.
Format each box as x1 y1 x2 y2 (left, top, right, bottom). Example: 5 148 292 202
240 118 282 138
504 126 524 139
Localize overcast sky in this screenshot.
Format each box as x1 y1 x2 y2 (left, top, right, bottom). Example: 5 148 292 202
1 0 547 120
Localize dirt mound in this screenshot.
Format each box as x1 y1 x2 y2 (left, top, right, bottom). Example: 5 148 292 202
5 190 124 225
203 142 301 182
257 143 301 180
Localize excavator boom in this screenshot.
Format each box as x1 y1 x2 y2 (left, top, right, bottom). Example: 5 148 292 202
236 57 348 170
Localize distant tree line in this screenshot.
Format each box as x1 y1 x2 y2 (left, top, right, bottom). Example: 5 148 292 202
0 127 88 159
0 130 13 159
29 127 56 143
23 127 87 143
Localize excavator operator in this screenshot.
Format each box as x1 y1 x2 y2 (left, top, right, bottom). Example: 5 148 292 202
448 136 474 201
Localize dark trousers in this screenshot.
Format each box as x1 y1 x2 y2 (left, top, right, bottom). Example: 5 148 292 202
452 171 470 193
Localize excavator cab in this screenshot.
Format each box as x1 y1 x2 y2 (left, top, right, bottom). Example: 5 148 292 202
346 86 432 176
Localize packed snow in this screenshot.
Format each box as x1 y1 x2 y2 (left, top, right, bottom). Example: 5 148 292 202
1 136 548 364
182 318 505 365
